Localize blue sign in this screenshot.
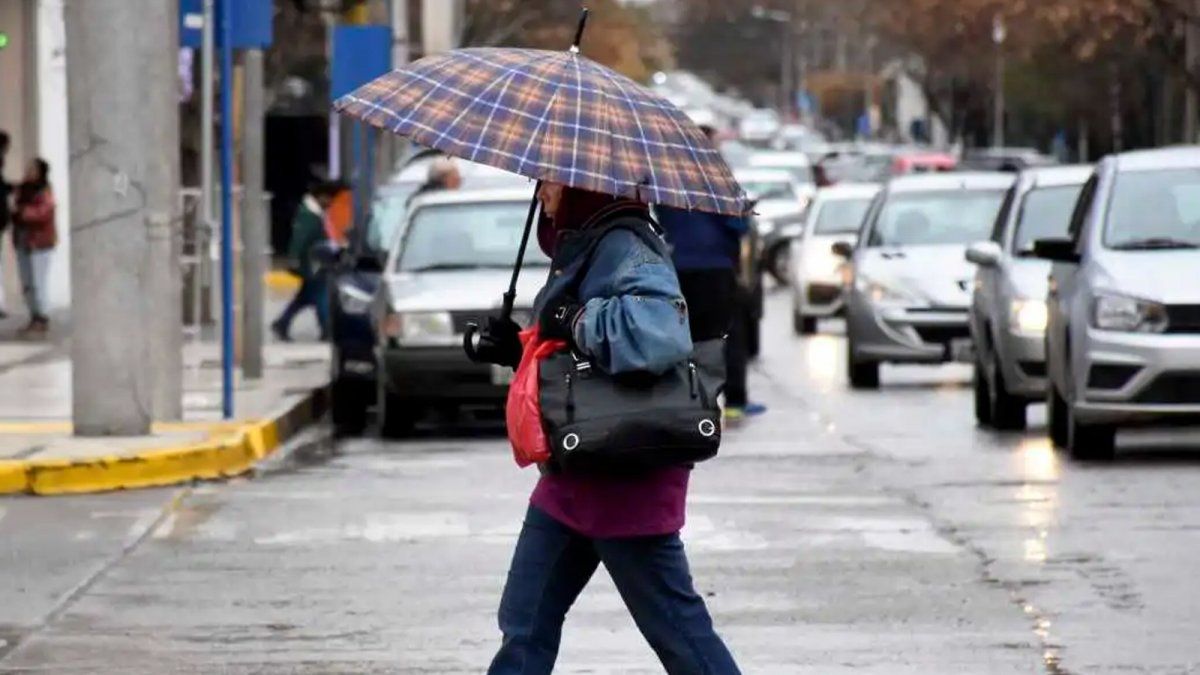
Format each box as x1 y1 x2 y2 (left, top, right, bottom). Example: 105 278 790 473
331 26 392 102
180 0 272 49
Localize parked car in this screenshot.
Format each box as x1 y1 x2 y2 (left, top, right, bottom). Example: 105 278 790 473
747 151 818 201
374 188 547 436
734 167 808 284
962 147 1058 172
789 183 880 334
966 165 1091 430
838 172 1015 388
738 108 781 146
1035 148 1200 459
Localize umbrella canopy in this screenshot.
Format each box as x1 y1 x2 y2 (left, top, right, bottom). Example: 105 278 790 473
335 47 749 216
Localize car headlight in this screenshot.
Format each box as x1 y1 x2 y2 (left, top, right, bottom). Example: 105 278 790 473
384 311 455 345
337 283 374 315
856 275 919 307
1091 293 1168 333
803 247 842 280
1009 298 1048 335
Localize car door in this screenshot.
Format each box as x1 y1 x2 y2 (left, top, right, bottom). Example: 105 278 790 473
1047 172 1099 397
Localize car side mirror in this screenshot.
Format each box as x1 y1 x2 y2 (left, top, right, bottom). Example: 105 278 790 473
1032 238 1081 264
831 241 854 259
965 241 1002 267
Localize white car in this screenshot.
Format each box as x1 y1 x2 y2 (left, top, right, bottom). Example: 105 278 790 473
734 167 808 283
375 187 548 436
789 184 880 334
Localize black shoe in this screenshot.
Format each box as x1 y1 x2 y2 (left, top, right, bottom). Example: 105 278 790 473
271 321 291 342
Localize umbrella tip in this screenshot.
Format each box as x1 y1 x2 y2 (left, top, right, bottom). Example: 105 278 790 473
571 8 590 52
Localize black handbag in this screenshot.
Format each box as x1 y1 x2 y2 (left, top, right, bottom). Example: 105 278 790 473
537 215 723 475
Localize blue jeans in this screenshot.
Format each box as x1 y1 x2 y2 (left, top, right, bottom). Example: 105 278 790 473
488 506 741 675
274 275 328 339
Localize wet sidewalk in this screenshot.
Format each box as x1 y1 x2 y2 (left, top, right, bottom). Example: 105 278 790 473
0 339 330 495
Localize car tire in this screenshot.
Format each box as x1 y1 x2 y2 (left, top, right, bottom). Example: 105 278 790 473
793 310 818 336
1047 382 1069 449
847 340 880 390
973 359 993 427
331 378 369 437
989 358 1028 431
766 244 790 285
1067 407 1116 461
378 384 419 439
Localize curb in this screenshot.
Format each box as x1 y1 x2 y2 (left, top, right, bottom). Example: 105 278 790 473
0 387 329 496
265 269 302 293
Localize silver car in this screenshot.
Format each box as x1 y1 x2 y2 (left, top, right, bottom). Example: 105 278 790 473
1037 147 1200 460
966 166 1091 429
375 187 546 436
788 183 879 334
840 173 1015 388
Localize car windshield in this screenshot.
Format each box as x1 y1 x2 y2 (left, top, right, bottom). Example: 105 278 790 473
1106 168 1200 249
1012 184 1082 253
869 190 1007 246
741 180 795 202
396 201 550 272
367 188 418 252
813 197 873 235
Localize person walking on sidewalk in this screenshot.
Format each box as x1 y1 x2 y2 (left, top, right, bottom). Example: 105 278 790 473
657 130 766 422
485 183 742 675
272 181 335 342
11 158 56 338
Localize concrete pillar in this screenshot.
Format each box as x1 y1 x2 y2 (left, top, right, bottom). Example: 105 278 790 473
66 0 182 434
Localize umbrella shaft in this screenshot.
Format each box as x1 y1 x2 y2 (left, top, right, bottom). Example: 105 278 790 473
504 182 543 320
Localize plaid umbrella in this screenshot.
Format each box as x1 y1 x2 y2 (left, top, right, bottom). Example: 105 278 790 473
335 47 749 216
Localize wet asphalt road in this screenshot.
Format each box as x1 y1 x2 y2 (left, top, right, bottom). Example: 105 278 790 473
2 292 1199 674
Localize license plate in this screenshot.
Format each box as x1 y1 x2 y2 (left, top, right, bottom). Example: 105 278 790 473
949 338 975 363
491 364 514 386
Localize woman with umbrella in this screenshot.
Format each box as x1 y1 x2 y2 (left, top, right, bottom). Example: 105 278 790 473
337 13 746 673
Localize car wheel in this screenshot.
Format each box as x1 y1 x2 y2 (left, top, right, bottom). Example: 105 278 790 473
793 309 817 336
846 339 880 390
1067 406 1116 461
331 377 369 437
973 359 993 427
767 245 791 285
1047 382 1069 449
378 383 419 439
989 358 1028 431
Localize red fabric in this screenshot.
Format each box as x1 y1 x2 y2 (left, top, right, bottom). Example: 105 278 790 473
15 189 56 250
506 327 567 467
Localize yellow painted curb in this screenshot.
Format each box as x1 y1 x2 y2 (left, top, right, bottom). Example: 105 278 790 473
265 269 301 293
0 388 326 496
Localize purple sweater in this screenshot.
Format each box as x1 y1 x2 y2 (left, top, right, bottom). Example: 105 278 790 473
530 467 690 538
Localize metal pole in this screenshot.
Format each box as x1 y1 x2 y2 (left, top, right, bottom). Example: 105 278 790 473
201 0 215 261
993 16 1006 149
1185 0 1200 143
219 0 236 417
241 49 266 379
66 0 180 434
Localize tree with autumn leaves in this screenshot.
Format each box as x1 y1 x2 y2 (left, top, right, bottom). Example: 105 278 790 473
670 0 1200 155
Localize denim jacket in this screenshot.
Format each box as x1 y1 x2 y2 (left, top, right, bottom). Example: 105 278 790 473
534 214 693 375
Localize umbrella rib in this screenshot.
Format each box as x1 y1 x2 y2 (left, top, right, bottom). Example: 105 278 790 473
468 68 522 164
657 107 723 212
569 53 583 188
594 65 661 205
515 55 568 177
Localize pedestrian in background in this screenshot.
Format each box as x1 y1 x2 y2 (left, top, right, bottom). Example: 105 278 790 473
407 156 462 208
658 126 767 422
0 131 12 320
271 181 335 342
12 158 56 337
486 182 742 675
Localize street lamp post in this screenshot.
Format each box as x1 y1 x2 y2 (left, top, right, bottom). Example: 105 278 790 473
993 15 1007 149
752 6 793 117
